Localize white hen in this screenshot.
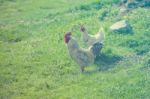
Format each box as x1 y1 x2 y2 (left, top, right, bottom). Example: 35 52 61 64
80 25 105 47
64 32 95 72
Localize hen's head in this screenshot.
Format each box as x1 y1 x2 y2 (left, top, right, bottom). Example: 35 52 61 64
80 25 86 32
64 32 72 44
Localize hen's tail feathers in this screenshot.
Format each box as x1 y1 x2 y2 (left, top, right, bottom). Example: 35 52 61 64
91 42 103 58
98 27 105 43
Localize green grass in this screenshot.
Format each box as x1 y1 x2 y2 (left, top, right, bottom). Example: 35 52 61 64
0 0 150 99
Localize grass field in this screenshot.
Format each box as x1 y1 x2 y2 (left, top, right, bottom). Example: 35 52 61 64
0 0 150 99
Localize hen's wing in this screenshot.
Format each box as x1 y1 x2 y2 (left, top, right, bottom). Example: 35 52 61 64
75 49 94 67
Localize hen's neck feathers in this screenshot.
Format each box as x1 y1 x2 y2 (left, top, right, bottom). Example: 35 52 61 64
67 37 79 49
82 30 91 40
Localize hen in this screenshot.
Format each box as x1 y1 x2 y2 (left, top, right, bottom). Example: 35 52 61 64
80 25 105 47
64 32 95 72
80 25 105 57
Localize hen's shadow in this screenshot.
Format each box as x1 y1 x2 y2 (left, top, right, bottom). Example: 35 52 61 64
94 53 122 71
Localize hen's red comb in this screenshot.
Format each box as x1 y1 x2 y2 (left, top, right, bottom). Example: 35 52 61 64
64 32 72 43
